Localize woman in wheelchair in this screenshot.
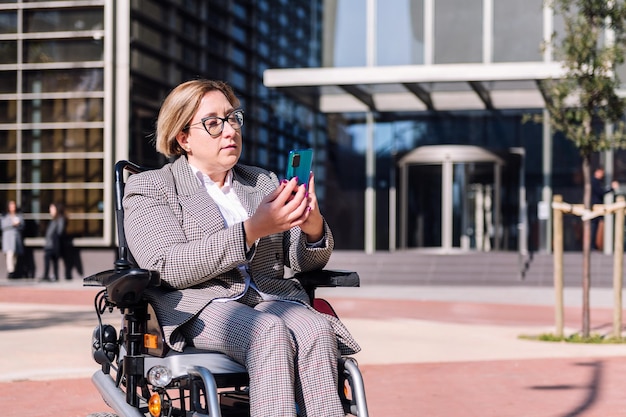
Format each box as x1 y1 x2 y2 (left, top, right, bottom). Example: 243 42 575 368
122 79 360 417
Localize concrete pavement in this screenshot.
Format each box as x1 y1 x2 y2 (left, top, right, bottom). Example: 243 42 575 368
3 277 626 416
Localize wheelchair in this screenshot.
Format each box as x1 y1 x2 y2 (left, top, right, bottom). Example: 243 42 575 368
84 160 370 417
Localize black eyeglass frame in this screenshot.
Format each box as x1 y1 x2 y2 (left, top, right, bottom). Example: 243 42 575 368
184 109 244 137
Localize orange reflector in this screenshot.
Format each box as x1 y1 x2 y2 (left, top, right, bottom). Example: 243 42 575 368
343 380 351 399
144 334 158 349
148 393 161 417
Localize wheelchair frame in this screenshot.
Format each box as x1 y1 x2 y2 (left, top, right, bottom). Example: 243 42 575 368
84 160 369 417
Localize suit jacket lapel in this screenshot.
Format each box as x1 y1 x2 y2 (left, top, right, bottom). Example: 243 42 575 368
172 157 226 233
232 169 264 217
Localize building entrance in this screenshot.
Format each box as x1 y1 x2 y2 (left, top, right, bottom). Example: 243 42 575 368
398 145 523 252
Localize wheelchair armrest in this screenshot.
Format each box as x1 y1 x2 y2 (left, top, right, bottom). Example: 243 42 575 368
294 269 360 291
84 267 161 308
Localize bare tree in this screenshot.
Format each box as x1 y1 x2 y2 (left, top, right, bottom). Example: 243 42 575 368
540 0 626 337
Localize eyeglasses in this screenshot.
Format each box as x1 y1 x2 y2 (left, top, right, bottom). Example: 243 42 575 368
184 109 244 137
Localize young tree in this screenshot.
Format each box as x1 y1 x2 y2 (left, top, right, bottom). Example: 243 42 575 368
541 0 626 337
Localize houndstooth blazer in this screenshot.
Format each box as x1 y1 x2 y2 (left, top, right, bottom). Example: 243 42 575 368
123 156 360 355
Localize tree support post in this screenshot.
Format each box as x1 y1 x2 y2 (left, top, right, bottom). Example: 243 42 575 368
553 194 564 338
613 195 625 338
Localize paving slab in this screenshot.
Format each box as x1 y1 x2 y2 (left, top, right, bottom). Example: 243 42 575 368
3 280 626 416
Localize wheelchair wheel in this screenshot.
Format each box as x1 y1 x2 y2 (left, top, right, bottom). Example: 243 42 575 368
86 412 118 417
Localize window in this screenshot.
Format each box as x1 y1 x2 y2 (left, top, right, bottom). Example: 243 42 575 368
24 8 103 33
24 39 104 63
327 0 366 67
0 40 17 64
434 0 482 64
23 68 103 93
493 0 543 62
0 11 17 34
22 98 104 123
0 2 108 244
377 0 424 65
22 129 104 153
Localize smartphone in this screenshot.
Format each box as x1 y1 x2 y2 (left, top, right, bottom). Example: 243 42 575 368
286 148 313 187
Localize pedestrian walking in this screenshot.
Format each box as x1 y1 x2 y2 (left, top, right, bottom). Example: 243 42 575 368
1 200 24 279
40 202 66 282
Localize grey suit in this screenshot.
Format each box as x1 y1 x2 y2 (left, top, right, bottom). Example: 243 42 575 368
123 156 359 416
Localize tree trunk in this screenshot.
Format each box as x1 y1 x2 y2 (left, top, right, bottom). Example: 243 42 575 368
582 155 592 337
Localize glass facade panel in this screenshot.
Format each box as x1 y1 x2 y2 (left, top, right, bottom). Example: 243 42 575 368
131 0 163 18
22 129 104 153
0 11 17 33
0 130 17 152
131 50 167 80
23 68 103 93
0 160 17 183
377 0 423 65
407 164 442 248
21 189 104 238
22 98 103 123
452 162 496 250
434 0 482 63
133 21 163 48
0 70 17 93
327 0 366 66
0 40 17 64
21 159 103 183
493 0 543 62
0 100 17 123
66 217 103 238
24 8 103 32
24 39 103 63
0 2 107 245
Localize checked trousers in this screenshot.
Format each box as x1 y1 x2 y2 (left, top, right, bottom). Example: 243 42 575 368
179 288 345 417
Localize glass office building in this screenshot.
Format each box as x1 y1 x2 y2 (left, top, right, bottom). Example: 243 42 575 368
3 0 624 254
0 0 325 248
266 0 626 253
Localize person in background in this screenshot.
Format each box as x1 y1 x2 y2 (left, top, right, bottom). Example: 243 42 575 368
1 200 24 279
41 202 66 282
123 79 360 417
591 167 619 250
18 217 38 278
61 231 83 280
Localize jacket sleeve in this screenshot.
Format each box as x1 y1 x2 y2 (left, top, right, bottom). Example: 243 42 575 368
123 171 251 289
284 218 334 273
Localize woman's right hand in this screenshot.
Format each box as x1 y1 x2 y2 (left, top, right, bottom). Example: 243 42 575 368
243 177 309 246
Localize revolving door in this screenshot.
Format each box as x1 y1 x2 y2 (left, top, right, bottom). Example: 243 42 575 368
398 145 508 252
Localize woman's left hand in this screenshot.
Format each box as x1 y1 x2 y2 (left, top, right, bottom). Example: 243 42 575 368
298 172 324 242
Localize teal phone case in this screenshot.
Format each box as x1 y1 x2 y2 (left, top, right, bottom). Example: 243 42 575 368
286 149 313 186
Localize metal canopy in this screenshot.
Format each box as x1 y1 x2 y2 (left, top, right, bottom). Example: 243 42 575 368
398 145 505 166
263 62 567 113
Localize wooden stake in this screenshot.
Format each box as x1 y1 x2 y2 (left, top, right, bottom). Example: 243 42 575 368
613 195 624 339
553 194 564 338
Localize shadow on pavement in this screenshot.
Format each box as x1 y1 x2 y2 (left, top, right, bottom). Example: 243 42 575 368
530 360 602 417
0 310 94 331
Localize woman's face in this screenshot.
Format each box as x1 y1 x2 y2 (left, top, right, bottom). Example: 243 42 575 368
8 201 16 213
49 204 57 217
178 90 242 181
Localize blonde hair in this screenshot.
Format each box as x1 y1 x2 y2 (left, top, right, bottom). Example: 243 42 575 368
155 79 241 157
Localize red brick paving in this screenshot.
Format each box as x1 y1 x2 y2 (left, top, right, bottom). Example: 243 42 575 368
361 357 626 417
3 286 626 416
5 357 626 417
0 378 101 417
0 286 97 306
